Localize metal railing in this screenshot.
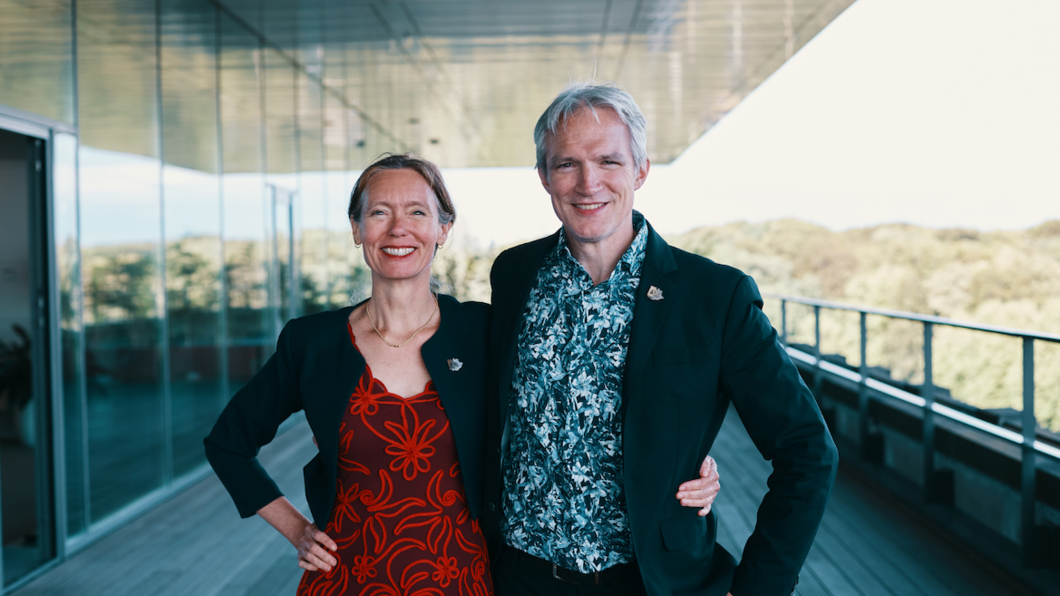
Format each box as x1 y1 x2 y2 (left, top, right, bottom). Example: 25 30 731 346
764 293 1060 567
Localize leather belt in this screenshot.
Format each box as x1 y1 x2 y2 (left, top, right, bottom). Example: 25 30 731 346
505 546 641 586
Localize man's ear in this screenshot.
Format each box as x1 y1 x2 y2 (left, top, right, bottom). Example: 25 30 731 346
633 158 651 191
538 166 551 194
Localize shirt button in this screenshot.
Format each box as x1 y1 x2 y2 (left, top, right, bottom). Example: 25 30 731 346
488 502 496 512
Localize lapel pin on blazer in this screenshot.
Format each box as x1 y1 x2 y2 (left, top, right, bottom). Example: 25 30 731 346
647 285 664 301
447 358 463 372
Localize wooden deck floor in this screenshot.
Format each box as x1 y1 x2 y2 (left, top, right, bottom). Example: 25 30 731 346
19 412 1046 596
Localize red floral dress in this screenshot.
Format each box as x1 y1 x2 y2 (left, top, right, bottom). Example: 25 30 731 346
296 332 493 596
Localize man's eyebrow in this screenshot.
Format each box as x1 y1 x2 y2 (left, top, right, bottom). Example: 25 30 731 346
599 153 626 162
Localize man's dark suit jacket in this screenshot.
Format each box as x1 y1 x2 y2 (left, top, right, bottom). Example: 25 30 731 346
481 223 839 596
205 295 490 526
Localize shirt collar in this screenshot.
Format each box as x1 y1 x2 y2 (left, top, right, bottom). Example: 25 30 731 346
554 211 648 290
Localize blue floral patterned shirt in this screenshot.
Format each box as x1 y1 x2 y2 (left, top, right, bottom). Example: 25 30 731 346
501 212 648 573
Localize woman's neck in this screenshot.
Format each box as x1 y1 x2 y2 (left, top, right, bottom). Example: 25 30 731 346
366 276 437 335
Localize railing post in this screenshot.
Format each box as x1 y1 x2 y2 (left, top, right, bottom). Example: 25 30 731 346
780 300 787 344
813 305 821 394
1021 337 1039 567
859 312 871 460
922 322 937 501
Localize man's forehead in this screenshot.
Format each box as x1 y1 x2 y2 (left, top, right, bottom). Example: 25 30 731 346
555 104 619 131
548 127 630 161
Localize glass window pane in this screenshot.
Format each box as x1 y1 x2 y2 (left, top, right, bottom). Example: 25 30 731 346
164 165 223 478
161 1 220 174
54 133 86 538
0 0 75 124
161 0 224 479
264 49 298 331
77 0 160 158
221 13 271 385
78 0 165 523
80 148 165 522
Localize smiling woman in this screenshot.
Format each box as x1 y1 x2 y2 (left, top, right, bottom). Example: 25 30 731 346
205 152 497 595
349 158 453 291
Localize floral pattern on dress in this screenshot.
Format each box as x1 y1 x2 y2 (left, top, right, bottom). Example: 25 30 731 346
501 212 647 573
296 330 492 596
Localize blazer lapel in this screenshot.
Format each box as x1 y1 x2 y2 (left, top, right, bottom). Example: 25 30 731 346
495 231 560 428
621 224 678 416
422 296 464 422
313 306 365 493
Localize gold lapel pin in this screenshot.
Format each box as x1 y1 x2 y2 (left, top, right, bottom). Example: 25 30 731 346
647 286 664 301
447 358 463 372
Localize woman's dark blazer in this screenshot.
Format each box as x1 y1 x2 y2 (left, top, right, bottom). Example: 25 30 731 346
204 294 490 527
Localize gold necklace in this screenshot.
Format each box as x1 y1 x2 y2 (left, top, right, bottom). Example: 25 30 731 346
365 296 438 348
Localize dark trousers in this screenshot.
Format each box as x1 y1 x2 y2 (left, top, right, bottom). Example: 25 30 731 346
494 545 649 596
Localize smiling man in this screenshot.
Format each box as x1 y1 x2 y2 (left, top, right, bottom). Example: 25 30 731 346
480 83 839 596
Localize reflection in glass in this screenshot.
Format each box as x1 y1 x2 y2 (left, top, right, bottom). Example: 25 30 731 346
221 12 270 385
161 0 220 173
0 0 75 124
54 133 87 538
161 0 225 478
79 147 165 522
298 73 330 309
164 166 224 477
264 48 298 334
77 0 160 158
265 49 297 181
267 186 297 332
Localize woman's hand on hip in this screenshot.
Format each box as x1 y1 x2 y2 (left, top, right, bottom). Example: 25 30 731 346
296 523 338 572
256 496 338 572
676 455 721 516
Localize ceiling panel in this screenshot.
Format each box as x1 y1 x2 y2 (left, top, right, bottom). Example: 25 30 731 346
75 0 856 169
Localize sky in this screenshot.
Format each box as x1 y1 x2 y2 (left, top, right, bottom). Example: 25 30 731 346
447 0 1060 248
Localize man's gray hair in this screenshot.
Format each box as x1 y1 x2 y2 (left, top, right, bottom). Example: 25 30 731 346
534 82 648 175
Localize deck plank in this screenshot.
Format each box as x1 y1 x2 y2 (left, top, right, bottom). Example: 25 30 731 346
709 408 1041 596
19 419 315 596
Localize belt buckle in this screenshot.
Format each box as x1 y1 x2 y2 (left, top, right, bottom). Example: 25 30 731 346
552 563 600 586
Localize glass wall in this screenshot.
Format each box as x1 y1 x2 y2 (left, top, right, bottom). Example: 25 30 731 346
161 1 225 478
0 0 368 581
77 0 167 523
220 12 271 387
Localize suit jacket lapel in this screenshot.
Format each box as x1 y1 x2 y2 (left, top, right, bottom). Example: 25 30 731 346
622 224 678 416
496 230 560 429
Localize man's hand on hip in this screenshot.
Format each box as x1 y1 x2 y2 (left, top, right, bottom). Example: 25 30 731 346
676 455 721 516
